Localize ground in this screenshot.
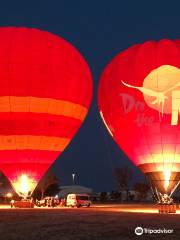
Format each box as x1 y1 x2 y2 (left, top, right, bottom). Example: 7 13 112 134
0 204 180 240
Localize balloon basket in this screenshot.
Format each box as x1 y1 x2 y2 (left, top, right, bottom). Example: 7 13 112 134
13 200 34 208
158 204 176 214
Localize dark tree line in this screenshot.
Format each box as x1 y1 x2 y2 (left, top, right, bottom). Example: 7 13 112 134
114 166 150 202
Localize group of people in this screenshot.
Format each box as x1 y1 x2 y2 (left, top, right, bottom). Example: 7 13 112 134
36 197 60 207
159 194 174 205
9 196 67 208
44 197 57 207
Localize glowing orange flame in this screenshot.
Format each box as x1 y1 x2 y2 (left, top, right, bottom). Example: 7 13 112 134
163 170 171 191
13 174 36 197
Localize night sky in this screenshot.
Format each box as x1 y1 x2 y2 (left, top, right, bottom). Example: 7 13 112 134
0 1 180 192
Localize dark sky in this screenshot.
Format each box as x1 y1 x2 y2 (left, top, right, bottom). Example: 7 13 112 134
0 1 180 192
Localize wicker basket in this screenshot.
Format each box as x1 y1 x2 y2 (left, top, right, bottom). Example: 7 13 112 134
14 201 34 208
158 204 176 214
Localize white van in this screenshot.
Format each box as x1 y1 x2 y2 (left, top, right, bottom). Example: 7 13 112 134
66 194 91 208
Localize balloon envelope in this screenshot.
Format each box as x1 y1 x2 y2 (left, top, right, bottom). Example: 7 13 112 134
0 27 93 196
98 39 180 196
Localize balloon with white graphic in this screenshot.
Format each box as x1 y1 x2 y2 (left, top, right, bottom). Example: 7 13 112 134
98 39 180 202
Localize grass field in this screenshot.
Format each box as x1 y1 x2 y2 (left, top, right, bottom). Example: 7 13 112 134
0 204 180 240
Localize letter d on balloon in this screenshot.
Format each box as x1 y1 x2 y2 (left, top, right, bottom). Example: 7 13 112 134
119 93 135 114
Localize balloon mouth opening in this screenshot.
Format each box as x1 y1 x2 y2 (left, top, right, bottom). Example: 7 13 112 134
145 171 180 204
12 174 37 198
138 164 180 200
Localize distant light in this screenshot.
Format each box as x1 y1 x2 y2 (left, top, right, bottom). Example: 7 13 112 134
55 195 58 198
6 193 12 198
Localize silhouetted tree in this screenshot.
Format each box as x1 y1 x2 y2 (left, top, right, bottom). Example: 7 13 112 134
114 166 133 201
133 182 150 201
0 172 18 201
33 170 59 200
0 172 12 189
44 183 59 196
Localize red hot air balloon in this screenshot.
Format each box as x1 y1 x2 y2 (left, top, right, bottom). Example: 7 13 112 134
0 27 92 198
98 39 180 202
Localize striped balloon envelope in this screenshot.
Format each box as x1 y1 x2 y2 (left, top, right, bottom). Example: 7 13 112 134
0 27 93 197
